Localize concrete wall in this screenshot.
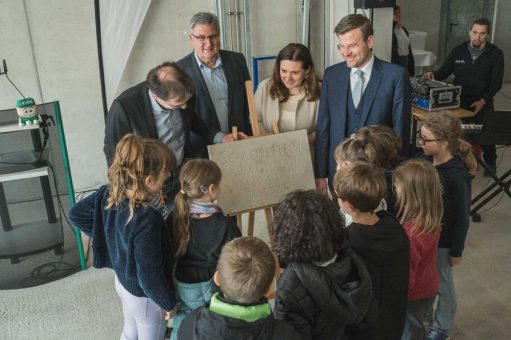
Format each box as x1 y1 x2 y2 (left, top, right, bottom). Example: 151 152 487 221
398 0 442 69
0 0 106 191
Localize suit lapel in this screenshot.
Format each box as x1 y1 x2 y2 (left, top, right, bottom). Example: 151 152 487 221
359 57 383 125
188 53 216 115
335 65 350 135
220 51 235 117
142 84 158 138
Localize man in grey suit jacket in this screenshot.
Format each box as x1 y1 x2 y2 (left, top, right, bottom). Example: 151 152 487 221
177 12 251 157
315 14 411 194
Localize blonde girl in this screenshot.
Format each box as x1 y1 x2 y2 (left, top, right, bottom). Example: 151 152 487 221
170 159 241 339
69 134 177 340
394 159 443 340
419 110 476 340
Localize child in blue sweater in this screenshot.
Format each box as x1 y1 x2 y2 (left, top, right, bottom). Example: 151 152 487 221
419 111 477 340
170 159 241 339
69 134 177 340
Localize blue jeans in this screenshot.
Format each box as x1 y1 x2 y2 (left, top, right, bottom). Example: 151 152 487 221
428 248 457 332
170 278 219 340
402 296 436 340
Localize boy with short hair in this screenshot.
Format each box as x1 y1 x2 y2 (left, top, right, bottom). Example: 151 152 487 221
178 237 299 340
334 162 410 340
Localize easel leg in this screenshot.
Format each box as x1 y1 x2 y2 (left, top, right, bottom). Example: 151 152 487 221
264 207 273 226
236 214 243 234
248 211 255 237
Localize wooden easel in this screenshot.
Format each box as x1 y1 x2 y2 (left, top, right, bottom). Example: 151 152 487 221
230 80 276 237
242 80 283 285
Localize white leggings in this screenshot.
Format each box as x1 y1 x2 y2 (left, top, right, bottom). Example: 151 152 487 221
114 275 167 340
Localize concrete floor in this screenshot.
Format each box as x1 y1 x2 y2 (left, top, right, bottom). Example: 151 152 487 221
1 85 510 339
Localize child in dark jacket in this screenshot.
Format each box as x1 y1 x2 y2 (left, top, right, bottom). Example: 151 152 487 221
68 134 177 340
170 159 241 339
334 162 410 340
271 190 377 340
178 237 299 340
394 160 444 339
419 111 476 340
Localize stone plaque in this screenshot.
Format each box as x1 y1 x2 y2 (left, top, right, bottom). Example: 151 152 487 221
208 129 315 215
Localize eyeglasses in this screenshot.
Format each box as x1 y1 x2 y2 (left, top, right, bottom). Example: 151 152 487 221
190 33 220 43
336 42 361 53
331 192 341 200
418 136 439 145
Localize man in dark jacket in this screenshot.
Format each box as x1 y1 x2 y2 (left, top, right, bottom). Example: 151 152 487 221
103 61 241 204
178 237 299 340
425 17 504 174
177 12 251 157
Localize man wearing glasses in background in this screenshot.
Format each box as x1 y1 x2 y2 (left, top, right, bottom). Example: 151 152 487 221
178 12 251 157
315 14 411 196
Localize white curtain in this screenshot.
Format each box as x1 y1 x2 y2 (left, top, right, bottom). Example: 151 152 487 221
100 0 152 108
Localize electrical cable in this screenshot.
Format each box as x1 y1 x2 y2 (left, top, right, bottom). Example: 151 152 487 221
4 73 25 98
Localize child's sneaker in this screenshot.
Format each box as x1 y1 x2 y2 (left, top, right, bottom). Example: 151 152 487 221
426 328 450 340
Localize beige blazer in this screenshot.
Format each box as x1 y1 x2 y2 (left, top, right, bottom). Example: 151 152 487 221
254 78 319 134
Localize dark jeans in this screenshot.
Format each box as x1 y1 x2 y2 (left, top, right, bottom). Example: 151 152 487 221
401 296 436 340
461 102 497 166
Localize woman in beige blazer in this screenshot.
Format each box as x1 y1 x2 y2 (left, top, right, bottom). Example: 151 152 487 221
254 43 321 146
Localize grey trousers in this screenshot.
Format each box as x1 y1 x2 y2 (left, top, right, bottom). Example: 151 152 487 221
430 248 457 332
402 296 436 340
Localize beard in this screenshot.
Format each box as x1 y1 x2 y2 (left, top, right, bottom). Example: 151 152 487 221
471 41 483 50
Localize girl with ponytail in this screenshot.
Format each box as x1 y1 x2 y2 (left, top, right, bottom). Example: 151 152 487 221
419 110 475 339
69 134 177 339
170 159 241 339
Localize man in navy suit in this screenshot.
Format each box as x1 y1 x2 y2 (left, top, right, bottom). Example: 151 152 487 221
178 12 251 157
315 14 411 193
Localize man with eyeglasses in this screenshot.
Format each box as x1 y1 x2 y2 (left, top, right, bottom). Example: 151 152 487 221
424 18 504 177
177 12 251 157
315 14 411 196
104 61 240 206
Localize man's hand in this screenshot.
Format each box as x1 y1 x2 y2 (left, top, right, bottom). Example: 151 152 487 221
315 178 328 194
423 71 435 80
449 256 462 266
470 98 486 114
221 132 248 143
164 306 178 320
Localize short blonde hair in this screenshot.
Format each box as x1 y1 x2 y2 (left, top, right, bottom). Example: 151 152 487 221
217 237 275 304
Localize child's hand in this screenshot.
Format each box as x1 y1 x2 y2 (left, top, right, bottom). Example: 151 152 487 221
164 306 178 320
449 256 462 266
